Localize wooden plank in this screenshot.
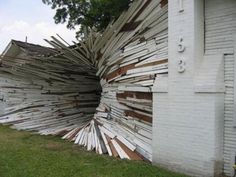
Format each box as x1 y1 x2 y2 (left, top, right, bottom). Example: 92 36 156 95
106 135 119 158
115 138 143 161
0 0 169 162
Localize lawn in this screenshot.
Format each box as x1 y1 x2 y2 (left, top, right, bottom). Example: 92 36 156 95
0 125 188 177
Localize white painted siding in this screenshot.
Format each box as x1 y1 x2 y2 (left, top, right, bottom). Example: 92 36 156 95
205 0 236 55
205 0 236 176
224 54 235 176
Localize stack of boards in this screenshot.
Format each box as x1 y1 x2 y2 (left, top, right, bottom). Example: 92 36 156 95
0 0 168 162
0 41 101 135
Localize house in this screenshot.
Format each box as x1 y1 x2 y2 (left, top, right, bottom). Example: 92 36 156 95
0 40 101 135
0 0 236 176
153 0 236 176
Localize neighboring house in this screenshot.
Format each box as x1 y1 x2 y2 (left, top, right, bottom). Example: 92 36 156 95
1 0 236 177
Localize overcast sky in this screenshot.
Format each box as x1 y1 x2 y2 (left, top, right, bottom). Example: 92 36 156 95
0 0 79 53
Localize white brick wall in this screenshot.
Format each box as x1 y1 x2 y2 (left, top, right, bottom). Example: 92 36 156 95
153 0 225 176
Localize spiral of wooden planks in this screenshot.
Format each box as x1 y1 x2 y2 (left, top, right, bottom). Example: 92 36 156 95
0 0 168 161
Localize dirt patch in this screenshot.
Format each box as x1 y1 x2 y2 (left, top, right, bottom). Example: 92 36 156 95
45 143 62 151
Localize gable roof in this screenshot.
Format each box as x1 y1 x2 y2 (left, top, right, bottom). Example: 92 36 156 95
11 40 58 57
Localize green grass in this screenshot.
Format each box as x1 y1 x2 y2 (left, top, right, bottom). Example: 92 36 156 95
0 125 188 177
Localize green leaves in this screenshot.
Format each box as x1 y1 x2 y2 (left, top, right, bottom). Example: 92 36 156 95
42 0 132 33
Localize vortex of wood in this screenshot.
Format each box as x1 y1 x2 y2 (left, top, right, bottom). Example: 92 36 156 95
0 0 168 161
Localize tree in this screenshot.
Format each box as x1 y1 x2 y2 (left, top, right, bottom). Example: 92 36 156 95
42 0 132 33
